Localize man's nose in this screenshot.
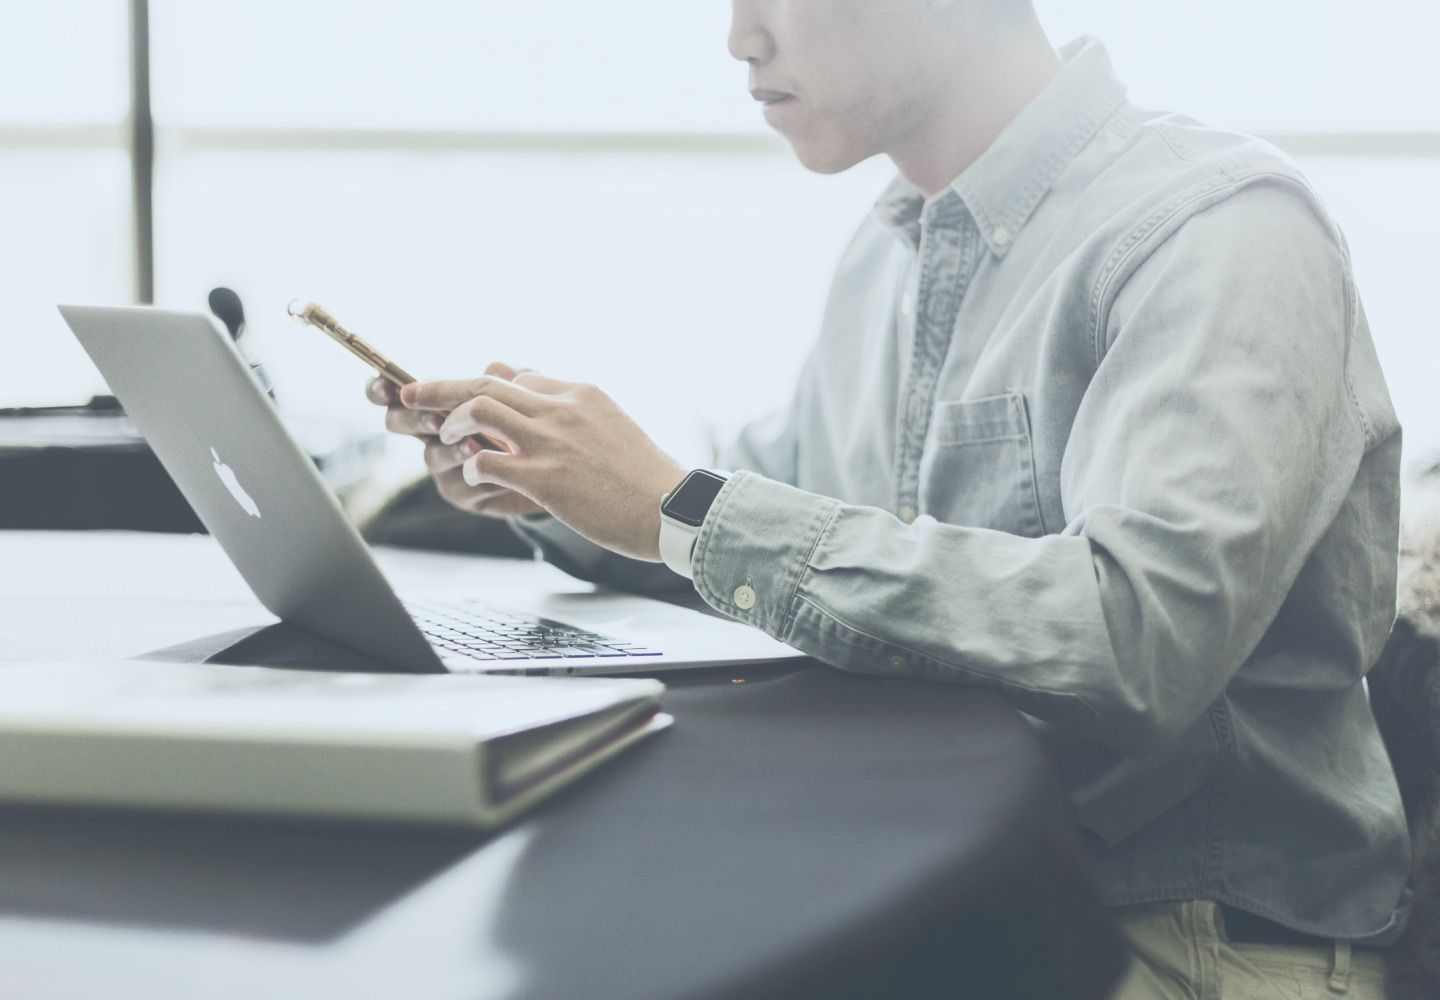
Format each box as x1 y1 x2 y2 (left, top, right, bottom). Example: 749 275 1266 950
727 0 773 64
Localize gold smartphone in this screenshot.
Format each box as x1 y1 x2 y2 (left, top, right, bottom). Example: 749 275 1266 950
289 300 504 452
287 300 416 387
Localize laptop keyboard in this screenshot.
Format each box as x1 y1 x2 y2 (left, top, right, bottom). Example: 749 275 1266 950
407 601 662 662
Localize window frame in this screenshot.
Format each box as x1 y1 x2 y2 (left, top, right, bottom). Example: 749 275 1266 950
0 1 1436 308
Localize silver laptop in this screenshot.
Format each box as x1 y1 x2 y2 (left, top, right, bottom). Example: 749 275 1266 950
60 305 805 676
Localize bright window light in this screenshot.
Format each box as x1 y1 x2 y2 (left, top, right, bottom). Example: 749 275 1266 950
0 1 129 123
150 1 745 132
7 3 1440 465
1034 0 1440 132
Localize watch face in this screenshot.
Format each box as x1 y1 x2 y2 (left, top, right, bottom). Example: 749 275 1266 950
663 470 728 527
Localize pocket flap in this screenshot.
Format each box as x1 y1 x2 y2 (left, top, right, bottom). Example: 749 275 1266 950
931 393 1030 446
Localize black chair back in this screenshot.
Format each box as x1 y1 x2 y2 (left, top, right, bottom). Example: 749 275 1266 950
1368 601 1440 998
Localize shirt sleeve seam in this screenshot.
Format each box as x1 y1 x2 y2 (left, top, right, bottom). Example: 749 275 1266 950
1090 169 1318 362
779 501 842 641
764 489 838 636
1336 246 1374 445
1089 170 1373 445
1089 173 1247 366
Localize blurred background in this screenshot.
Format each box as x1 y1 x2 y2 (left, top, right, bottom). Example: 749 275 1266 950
3 0 1438 482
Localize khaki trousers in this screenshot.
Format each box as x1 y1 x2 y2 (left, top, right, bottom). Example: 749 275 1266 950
1108 901 1389 999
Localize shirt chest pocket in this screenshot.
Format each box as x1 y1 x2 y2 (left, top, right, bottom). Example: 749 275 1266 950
918 392 1047 537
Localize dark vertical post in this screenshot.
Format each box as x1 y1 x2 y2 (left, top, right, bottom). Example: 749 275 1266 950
128 0 154 303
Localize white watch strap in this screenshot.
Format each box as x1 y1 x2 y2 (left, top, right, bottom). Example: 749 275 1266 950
658 517 700 580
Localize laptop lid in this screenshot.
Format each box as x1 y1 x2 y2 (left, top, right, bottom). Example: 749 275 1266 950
59 305 445 673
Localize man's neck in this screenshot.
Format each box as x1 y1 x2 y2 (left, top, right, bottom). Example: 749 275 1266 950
890 27 1063 199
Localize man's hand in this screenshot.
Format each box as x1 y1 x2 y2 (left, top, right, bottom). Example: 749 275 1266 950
365 362 547 520
400 369 688 562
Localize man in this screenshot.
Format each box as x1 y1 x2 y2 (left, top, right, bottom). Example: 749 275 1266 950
369 2 1411 995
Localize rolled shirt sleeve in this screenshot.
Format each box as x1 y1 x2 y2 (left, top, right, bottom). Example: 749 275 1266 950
691 183 1375 757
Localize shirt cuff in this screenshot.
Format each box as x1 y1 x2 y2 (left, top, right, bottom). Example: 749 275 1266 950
691 470 840 639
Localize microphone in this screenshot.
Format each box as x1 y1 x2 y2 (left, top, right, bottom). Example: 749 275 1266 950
209 287 277 401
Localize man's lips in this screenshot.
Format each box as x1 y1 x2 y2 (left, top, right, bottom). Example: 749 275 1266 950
750 88 796 107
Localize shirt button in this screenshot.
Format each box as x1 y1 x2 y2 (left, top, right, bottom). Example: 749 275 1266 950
887 655 906 671
899 505 917 524
900 291 916 319
733 585 757 611
992 225 1011 247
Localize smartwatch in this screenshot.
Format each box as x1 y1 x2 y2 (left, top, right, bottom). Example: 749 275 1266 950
659 469 730 579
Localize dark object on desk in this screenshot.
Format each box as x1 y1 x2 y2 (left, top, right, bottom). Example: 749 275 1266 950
0 439 205 531
360 475 532 559
0 394 123 417
0 399 383 532
0 396 201 530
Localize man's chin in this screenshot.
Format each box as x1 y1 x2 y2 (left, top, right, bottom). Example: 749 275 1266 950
788 139 868 176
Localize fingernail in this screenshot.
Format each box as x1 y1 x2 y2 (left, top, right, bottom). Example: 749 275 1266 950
461 439 481 455
400 383 417 406
462 463 479 486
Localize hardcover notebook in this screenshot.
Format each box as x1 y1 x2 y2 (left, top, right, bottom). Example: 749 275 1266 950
0 661 670 828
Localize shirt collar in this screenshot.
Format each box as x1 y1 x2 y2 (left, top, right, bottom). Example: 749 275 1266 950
874 36 1129 257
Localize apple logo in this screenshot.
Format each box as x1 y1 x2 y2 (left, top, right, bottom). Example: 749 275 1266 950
211 448 261 518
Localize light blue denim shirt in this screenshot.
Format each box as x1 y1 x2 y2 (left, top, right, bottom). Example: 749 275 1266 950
515 37 1411 942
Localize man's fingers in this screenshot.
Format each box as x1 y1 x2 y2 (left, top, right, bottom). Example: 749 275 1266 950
396 366 565 413
423 437 481 474
462 447 528 493
366 377 400 406
512 370 569 394
484 361 518 380
407 374 552 421
434 388 532 446
432 468 524 515
385 405 444 438
473 375 553 419
400 369 538 407
438 394 530 448
401 378 477 411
